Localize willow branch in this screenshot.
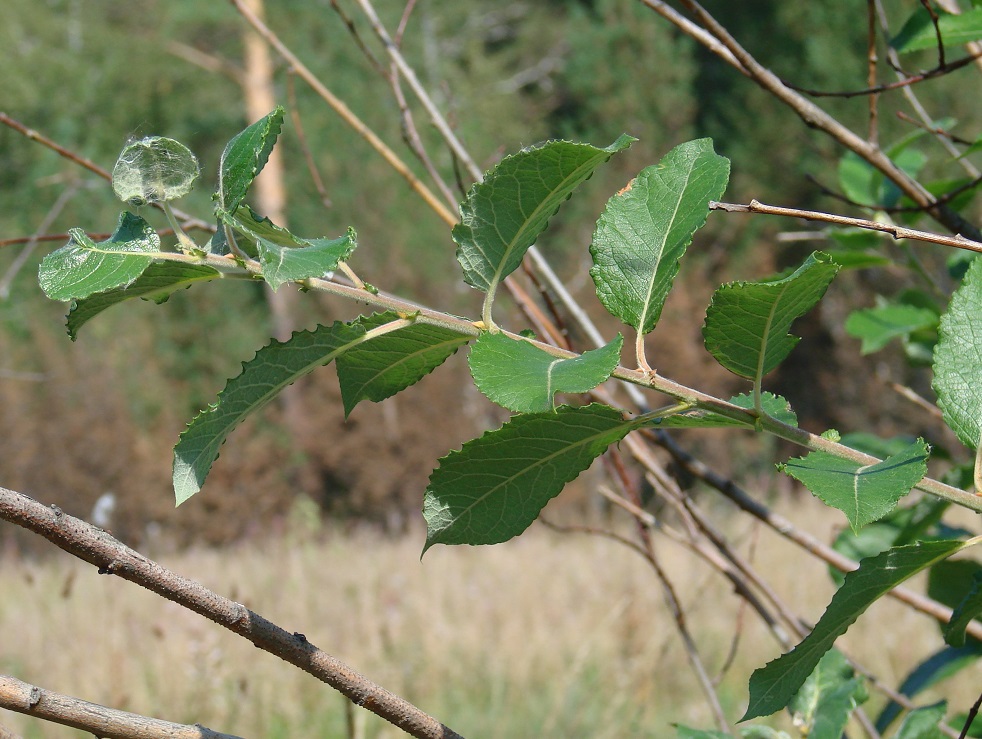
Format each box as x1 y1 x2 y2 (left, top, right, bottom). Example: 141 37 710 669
0 487 465 739
0 675 242 739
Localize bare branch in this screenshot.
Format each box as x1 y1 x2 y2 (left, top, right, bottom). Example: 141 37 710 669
0 487 465 739
711 199 982 255
0 675 242 739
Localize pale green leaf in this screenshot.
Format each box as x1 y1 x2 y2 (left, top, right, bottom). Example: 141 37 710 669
590 138 729 336
173 320 369 504
423 404 641 552
336 314 469 417
743 539 967 721
780 439 928 532
845 302 938 354
112 137 199 206
216 106 285 213
934 257 982 450
39 212 159 301
468 333 623 413
453 135 634 296
788 649 866 739
652 391 797 429
893 7 982 53
703 251 839 382
221 205 356 291
894 702 947 739
67 262 221 340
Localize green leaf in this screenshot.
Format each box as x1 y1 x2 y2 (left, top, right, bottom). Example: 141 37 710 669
652 391 797 429
703 252 839 382
67 262 222 340
336 314 469 417
453 135 634 301
590 138 729 337
845 303 938 354
893 7 982 53
39 212 159 301
934 257 982 450
422 404 641 552
112 137 200 206
894 702 947 739
216 106 285 213
788 649 867 739
221 205 356 291
173 319 371 504
780 439 929 532
943 569 982 647
743 539 967 721
468 333 623 413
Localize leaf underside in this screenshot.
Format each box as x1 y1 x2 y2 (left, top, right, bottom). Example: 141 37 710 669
468 332 623 413
39 211 159 301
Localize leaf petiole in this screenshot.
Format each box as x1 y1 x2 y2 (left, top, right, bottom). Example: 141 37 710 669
162 202 202 255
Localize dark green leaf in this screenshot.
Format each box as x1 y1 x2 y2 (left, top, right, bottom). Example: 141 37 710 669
453 135 634 298
703 252 839 382
112 136 199 206
221 205 356 291
893 7 982 53
216 106 285 213
934 257 982 450
788 649 867 739
67 262 221 340
173 319 371 504
845 303 938 354
336 314 469 417
590 138 729 337
468 332 623 413
651 391 796 429
780 439 929 532
743 539 966 721
944 569 982 647
39 212 159 301
423 404 642 552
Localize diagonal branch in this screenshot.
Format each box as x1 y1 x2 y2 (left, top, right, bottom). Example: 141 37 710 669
0 675 243 739
0 486 465 739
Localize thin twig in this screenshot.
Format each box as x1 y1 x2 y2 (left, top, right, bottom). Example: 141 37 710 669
0 487 465 739
286 72 333 209
0 675 242 739
959 690 982 739
711 199 982 254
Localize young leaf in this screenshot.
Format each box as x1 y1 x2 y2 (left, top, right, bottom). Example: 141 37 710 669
652 391 797 429
422 404 642 552
216 106 285 213
788 649 867 739
703 251 839 382
453 135 634 316
934 257 982 451
336 314 470 417
468 333 623 413
221 205 356 291
590 139 729 343
845 302 938 355
892 7 982 54
39 212 160 301
112 137 200 206
893 702 947 739
67 262 222 340
943 569 982 647
780 439 929 532
743 539 969 721
173 319 373 504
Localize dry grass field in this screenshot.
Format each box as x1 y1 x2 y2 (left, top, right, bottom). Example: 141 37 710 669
0 495 978 738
